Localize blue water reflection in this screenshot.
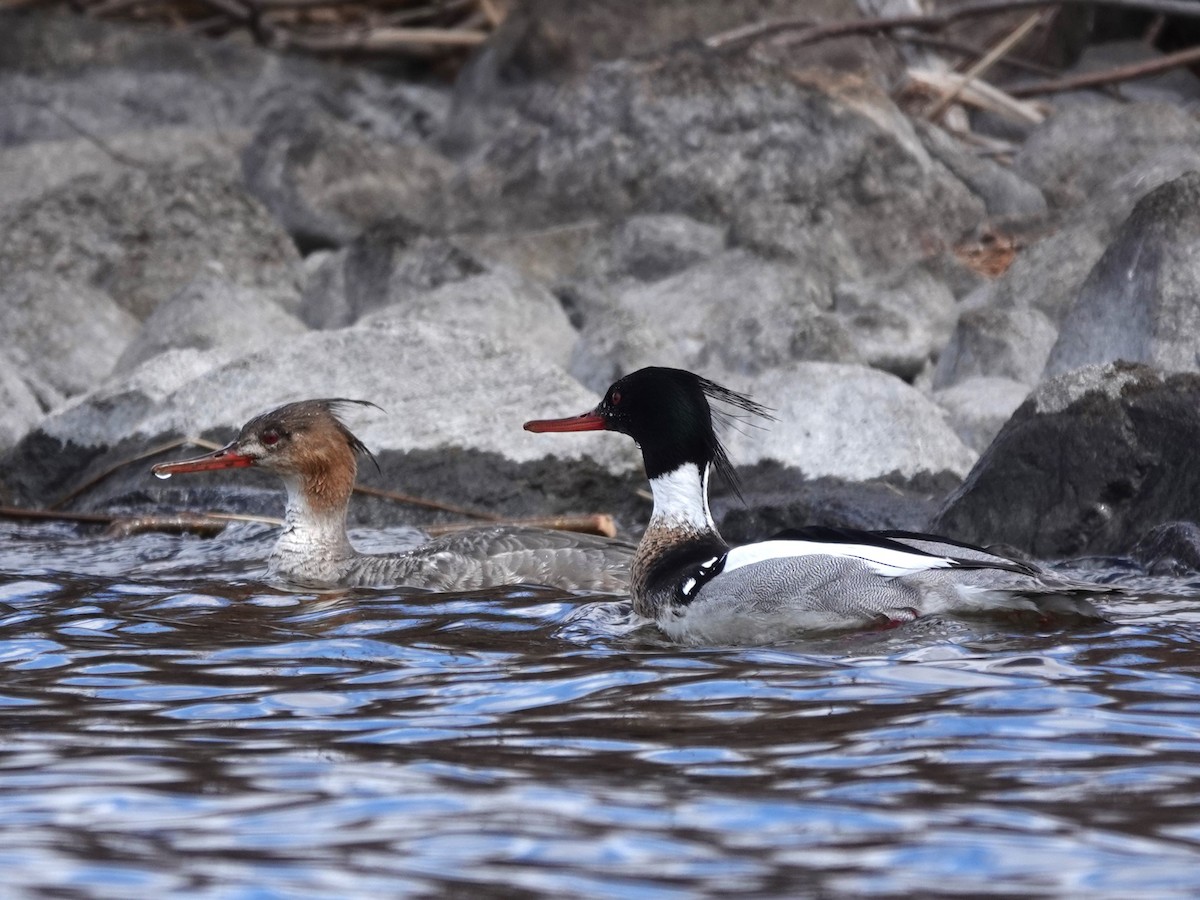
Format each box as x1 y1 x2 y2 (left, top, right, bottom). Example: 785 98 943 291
2 521 1200 894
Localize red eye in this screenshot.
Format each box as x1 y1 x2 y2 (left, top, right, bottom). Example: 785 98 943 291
262 430 280 446
610 391 621 406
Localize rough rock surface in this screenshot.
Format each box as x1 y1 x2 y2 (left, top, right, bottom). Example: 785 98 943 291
935 363 1200 558
298 219 485 329
1014 101 1200 210
115 274 309 374
932 376 1029 454
441 51 983 275
831 268 957 380
933 300 1059 389
1044 172 1200 378
242 102 455 251
3 322 640 516
0 352 43 454
723 362 978 482
0 164 303 320
0 272 139 397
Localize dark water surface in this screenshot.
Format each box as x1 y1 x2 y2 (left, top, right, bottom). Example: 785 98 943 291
3 521 1200 898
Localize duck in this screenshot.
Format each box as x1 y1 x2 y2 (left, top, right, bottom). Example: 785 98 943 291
524 366 1106 644
152 398 633 593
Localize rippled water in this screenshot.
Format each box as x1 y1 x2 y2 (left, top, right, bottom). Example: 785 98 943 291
3 520 1200 897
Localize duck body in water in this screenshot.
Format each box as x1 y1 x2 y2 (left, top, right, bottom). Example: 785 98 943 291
525 367 1106 644
153 399 632 593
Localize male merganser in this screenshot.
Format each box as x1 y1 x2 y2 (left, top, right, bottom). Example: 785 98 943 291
525 367 1104 644
152 399 632 592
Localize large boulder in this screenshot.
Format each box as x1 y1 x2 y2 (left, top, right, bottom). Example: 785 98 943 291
569 250 856 387
935 362 1200 558
933 299 1059 389
1044 172 1200 378
1014 100 1200 211
242 102 456 251
114 274 309 374
0 272 139 397
724 362 978 482
0 164 304 320
440 50 984 277
1 322 641 523
0 351 43 454
298 218 485 329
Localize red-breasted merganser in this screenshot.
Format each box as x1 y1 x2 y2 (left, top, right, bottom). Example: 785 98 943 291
525 367 1105 644
152 399 633 592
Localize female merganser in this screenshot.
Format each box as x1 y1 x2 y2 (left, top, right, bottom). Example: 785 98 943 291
152 399 633 592
524 367 1104 644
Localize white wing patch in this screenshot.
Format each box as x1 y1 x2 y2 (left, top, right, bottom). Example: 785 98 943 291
722 540 957 578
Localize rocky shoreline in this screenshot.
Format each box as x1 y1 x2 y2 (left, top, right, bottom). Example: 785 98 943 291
2 4 1200 564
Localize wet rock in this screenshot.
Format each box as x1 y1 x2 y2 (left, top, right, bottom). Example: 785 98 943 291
932 376 1029 454
1044 172 1200 378
932 298 1058 389
1132 522 1200 576
115 274 308 374
1014 100 1200 211
0 272 139 397
831 268 957 380
242 102 455 251
298 218 487 329
935 362 1200 558
0 164 303 320
723 362 978 482
0 351 44 454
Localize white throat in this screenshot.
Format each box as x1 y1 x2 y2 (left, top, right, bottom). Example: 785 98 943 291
272 475 356 571
647 463 715 533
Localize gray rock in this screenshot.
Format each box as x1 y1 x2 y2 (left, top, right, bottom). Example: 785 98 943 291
935 362 1200 558
571 214 728 285
441 51 983 276
832 268 957 380
5 322 639 512
574 250 857 382
115 274 309 374
933 297 1059 389
0 127 247 211
1132 521 1200 576
298 218 485 329
1014 100 1200 210
361 267 577 367
987 224 1109 323
568 304 688 395
0 11 448 148
916 120 1047 219
723 362 978 482
932 376 1029 454
242 102 456 251
0 164 303 320
0 351 44 454
1044 172 1200 378
456 221 605 289
0 272 139 397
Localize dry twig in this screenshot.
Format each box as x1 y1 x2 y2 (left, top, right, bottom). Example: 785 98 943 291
1008 41 1200 96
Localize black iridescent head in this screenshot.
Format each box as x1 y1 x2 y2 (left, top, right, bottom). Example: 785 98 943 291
525 367 772 498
